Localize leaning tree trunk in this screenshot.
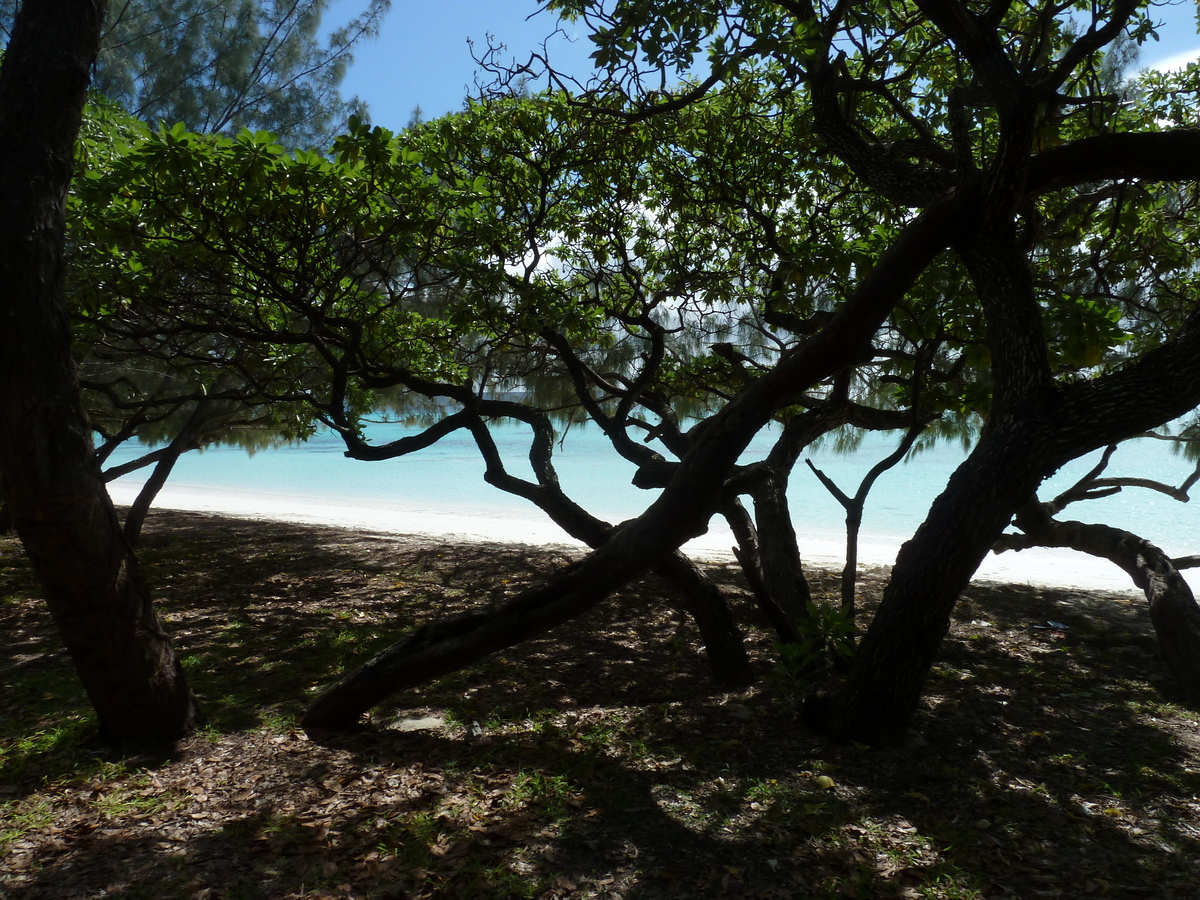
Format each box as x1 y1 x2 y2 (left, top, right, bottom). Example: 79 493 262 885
302 195 966 729
821 414 1051 743
652 551 754 685
996 520 1200 703
357 405 755 685
0 0 197 747
822 183 1200 745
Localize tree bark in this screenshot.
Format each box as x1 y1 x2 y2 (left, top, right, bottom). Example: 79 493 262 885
0 0 197 747
824 305 1200 744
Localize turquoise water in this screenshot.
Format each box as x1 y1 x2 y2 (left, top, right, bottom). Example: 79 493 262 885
106 421 1200 589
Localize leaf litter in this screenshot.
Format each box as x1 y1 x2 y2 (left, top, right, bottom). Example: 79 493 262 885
2 508 1199 898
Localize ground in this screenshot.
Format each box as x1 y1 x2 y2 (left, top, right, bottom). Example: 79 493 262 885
2 508 1199 899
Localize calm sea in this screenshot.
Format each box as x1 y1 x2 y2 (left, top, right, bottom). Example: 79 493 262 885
105 422 1200 593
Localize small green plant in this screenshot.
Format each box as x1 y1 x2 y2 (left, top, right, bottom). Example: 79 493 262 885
774 600 856 686
0 715 93 783
0 796 54 853
258 710 298 733
506 769 576 817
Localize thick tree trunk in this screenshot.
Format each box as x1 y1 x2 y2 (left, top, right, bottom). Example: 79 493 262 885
996 521 1200 703
303 534 644 729
465 407 754 684
822 414 1052 743
0 0 197 747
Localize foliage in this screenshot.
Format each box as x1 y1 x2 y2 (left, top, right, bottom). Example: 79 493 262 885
1 0 390 145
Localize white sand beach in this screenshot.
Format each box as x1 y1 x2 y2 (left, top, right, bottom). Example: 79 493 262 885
106 479 1158 594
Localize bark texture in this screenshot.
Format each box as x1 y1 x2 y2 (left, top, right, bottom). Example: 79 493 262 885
0 0 197 746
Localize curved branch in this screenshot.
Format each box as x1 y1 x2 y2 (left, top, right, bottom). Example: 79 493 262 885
1029 130 1200 195
995 518 1200 703
304 187 968 728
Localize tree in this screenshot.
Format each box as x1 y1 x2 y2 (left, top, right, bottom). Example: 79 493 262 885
75 87 958 728
0 0 197 747
69 0 1200 743
71 103 762 685
65 97 316 545
994 438 1200 702
2 0 390 145
314 0 1200 738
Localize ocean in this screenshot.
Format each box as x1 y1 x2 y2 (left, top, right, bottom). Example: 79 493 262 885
104 422 1200 593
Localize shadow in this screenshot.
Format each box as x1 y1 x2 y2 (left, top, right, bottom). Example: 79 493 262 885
3 513 1199 898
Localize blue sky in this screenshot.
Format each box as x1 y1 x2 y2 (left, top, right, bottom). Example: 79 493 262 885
331 1 592 128
331 1 1200 130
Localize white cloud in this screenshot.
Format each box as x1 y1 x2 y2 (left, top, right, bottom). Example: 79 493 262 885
1145 46 1200 72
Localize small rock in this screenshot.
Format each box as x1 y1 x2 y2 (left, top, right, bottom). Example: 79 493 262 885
390 714 447 732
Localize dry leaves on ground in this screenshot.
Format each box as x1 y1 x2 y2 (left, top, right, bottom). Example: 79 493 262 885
2 509 1199 899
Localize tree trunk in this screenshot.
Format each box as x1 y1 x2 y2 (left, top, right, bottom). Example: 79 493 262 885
0 0 197 747
342 405 754 684
822 414 1052 743
996 520 1200 703
750 471 815 625
302 538 643 729
820 185 1200 746
121 394 243 545
722 497 804 646
122 445 186 546
651 552 754 685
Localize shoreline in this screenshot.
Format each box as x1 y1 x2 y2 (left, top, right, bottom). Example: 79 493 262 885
111 484 1148 597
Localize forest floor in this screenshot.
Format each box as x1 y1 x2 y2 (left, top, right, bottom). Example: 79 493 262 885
2 508 1199 899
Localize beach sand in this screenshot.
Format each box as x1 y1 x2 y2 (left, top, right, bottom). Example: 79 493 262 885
106 481 1155 595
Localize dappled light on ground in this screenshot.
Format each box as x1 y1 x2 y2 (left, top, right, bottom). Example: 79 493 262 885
2 510 1199 898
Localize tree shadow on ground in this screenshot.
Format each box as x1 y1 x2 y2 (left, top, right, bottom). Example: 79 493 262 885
3 512 1199 898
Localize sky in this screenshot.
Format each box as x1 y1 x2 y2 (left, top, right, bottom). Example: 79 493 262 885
329 1 1200 131
330 1 594 129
